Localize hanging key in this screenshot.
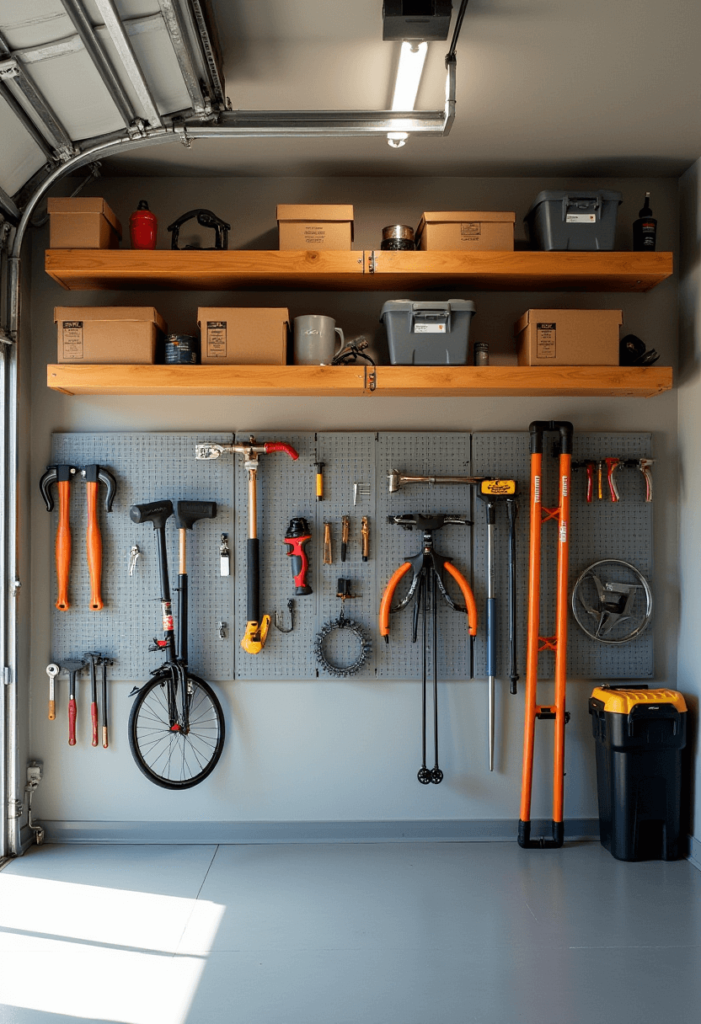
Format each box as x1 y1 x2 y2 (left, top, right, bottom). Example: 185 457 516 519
220 533 231 576
128 544 141 576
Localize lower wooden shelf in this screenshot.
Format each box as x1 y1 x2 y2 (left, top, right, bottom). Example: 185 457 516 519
47 364 673 398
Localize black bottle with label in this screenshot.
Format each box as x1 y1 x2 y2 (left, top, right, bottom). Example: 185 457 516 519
633 193 657 251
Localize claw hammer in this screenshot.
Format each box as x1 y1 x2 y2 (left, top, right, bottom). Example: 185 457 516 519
40 465 78 610
81 465 117 610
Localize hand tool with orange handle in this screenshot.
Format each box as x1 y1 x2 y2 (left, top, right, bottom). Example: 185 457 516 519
40 465 78 610
605 456 621 502
63 659 86 746
46 663 59 720
100 657 111 748
380 514 477 785
84 652 101 747
81 465 117 611
195 436 299 654
519 421 573 850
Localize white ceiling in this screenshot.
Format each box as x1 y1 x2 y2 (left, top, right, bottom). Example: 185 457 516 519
103 0 701 178
1 0 701 189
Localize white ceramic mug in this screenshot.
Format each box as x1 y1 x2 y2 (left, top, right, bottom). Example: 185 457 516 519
293 315 344 365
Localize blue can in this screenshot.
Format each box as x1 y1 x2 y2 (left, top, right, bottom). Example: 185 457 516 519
164 334 199 364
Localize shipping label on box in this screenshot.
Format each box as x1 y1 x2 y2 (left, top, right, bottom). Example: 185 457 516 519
61 321 84 360
206 321 228 359
461 222 481 239
536 322 556 358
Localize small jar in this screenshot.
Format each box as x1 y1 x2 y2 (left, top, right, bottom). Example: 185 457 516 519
380 225 415 251
474 342 489 366
164 334 200 365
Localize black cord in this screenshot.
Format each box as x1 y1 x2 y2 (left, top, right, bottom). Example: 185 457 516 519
447 0 471 60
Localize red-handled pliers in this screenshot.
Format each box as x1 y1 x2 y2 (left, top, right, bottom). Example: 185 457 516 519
379 514 477 786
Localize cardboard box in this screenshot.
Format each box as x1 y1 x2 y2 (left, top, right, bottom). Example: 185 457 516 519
197 308 290 365
276 204 354 250
515 309 622 366
55 307 166 363
48 197 122 249
415 211 515 251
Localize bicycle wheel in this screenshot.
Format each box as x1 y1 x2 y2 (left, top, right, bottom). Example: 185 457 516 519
129 671 225 789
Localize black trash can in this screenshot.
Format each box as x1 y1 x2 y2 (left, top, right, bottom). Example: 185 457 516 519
589 686 687 861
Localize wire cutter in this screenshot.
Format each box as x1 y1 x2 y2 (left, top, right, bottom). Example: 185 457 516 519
379 514 477 785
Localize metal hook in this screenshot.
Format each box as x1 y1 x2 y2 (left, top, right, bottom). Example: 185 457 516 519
273 599 295 633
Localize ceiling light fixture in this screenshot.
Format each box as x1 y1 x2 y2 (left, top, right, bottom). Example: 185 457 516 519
387 40 428 147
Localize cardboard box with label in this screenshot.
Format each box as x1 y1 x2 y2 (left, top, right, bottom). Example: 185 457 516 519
277 205 354 250
48 197 122 249
55 307 166 363
515 309 622 366
415 211 515 251
197 308 290 364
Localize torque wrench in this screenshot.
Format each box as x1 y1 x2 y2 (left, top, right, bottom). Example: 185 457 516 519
46 663 59 720
283 518 313 595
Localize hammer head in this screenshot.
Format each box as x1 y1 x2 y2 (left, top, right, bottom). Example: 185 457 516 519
388 469 401 493
62 658 86 675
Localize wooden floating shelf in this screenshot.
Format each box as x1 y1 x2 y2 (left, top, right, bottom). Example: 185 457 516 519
45 249 673 293
47 364 673 399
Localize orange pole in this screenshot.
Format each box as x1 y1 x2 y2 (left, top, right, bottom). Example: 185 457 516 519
552 451 571 823
379 563 412 638
519 450 542 825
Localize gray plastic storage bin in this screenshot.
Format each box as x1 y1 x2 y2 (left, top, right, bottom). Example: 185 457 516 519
525 190 622 251
380 299 476 365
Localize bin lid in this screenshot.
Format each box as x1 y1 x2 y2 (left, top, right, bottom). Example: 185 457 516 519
380 299 476 320
590 686 687 715
525 190 622 220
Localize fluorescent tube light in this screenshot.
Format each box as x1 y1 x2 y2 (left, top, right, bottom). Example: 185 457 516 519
388 40 428 148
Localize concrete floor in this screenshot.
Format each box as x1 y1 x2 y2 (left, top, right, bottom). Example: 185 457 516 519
0 840 698 1023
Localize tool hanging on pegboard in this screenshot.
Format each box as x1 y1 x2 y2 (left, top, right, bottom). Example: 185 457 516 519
519 421 573 850
571 559 653 644
477 480 518 772
196 436 299 654
314 578 371 677
380 515 477 784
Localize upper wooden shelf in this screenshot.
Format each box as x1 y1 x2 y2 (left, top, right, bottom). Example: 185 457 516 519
47 364 672 399
45 249 673 293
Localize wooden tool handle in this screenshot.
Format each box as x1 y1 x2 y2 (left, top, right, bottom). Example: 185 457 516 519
68 697 77 745
48 700 56 721
102 725 108 749
91 701 98 746
85 481 103 610
55 480 71 610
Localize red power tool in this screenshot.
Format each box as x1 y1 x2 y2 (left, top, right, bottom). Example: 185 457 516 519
284 518 313 595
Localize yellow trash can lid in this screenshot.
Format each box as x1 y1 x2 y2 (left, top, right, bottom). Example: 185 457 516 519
590 687 687 715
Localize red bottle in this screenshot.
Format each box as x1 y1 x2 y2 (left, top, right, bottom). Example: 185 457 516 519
130 200 157 249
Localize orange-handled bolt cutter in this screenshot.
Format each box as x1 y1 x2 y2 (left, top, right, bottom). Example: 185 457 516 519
518 421 573 850
380 514 477 785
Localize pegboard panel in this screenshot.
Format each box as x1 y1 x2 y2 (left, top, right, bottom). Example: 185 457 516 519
314 432 377 680
50 433 234 681
232 432 317 679
471 431 653 684
375 433 474 681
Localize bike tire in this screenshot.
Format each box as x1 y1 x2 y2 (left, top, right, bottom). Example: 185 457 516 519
128 671 225 789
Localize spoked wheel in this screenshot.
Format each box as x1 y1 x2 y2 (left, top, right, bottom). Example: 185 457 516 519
129 671 225 789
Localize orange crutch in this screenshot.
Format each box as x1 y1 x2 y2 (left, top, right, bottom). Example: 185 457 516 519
518 421 573 849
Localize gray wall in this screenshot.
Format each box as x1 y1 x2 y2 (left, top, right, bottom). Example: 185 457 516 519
26 175 679 832
678 163 701 854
